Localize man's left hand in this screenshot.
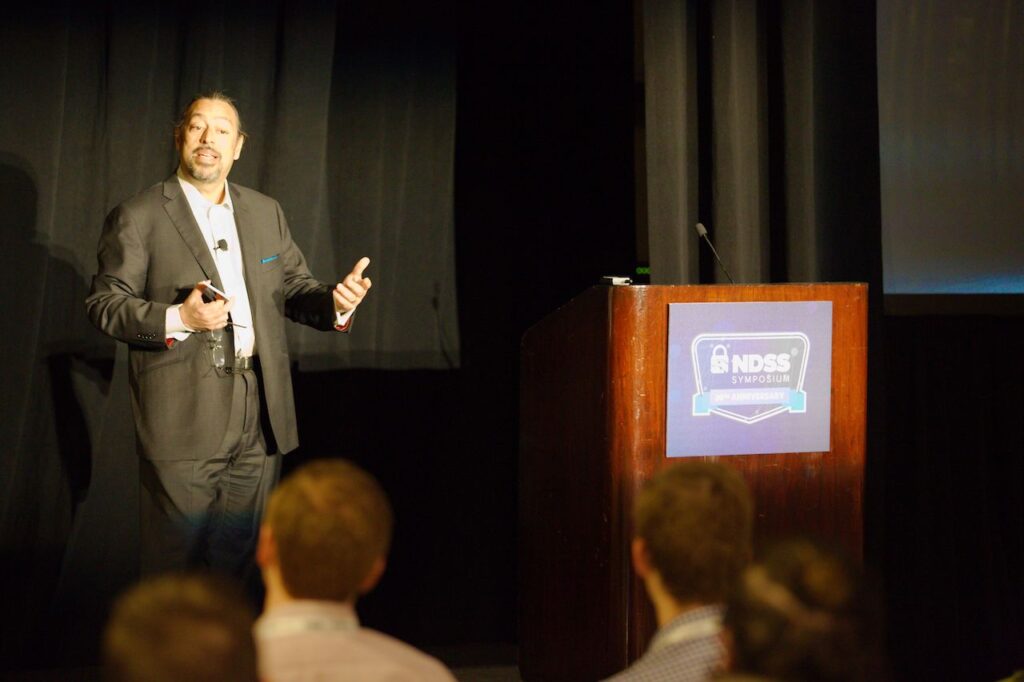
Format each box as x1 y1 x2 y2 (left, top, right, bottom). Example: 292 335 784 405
333 257 372 313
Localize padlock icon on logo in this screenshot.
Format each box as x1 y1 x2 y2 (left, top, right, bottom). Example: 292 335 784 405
710 344 729 374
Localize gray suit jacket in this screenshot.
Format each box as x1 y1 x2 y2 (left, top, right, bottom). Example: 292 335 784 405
86 176 337 461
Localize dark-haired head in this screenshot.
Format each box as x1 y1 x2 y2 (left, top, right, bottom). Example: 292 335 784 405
724 538 885 682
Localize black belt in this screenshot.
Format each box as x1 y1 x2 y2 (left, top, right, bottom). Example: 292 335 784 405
227 355 255 373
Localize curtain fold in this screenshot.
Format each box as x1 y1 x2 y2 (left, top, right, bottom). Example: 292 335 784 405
641 0 878 285
709 0 770 283
642 0 699 284
776 0 820 282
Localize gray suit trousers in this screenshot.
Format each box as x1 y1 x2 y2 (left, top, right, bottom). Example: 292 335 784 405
138 364 281 578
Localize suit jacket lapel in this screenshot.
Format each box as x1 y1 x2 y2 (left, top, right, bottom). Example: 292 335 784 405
230 183 263 332
162 176 224 290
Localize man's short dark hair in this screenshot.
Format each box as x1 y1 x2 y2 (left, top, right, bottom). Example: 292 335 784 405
266 458 394 602
103 573 257 682
634 461 753 604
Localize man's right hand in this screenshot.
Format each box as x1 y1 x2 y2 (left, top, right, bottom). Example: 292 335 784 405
180 281 235 331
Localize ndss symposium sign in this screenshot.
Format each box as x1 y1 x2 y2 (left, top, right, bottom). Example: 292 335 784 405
666 301 833 457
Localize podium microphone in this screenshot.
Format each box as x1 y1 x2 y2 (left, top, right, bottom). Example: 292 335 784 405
694 222 735 284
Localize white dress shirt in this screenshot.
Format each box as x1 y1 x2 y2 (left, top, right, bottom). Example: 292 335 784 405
165 177 352 353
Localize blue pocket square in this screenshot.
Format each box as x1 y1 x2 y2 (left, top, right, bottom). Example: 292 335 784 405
260 254 280 264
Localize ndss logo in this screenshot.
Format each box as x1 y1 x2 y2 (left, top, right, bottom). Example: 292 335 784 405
691 332 810 424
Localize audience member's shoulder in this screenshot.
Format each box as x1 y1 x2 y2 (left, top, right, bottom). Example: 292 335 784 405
358 627 457 682
603 645 723 682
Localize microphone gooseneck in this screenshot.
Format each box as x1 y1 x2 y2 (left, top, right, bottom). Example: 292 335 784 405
694 222 736 284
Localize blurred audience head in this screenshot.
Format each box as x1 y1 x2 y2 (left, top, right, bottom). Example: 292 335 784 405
633 460 754 609
724 538 883 681
259 458 394 603
103 572 257 682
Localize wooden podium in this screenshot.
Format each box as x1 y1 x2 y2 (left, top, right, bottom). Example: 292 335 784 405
518 284 867 681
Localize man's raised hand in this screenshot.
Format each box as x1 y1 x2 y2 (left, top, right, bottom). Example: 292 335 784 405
333 257 372 313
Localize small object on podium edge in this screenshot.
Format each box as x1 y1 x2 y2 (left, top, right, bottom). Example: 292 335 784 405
599 276 632 286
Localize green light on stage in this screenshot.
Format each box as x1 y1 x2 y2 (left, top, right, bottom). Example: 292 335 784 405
635 266 651 275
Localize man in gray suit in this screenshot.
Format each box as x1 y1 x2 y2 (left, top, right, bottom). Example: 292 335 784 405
86 92 372 577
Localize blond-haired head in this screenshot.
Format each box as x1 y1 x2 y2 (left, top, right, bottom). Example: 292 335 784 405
263 459 393 602
103 573 257 682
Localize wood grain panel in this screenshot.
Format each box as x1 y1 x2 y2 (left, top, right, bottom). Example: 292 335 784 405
519 288 627 681
520 284 867 680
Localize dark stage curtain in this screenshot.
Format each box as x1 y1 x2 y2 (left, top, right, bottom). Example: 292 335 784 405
0 0 455 668
884 315 1024 681
641 0 880 285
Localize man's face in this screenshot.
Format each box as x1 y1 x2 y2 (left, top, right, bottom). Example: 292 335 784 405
176 98 245 185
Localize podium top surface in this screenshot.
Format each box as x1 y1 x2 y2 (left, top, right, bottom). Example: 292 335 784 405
525 282 868 340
